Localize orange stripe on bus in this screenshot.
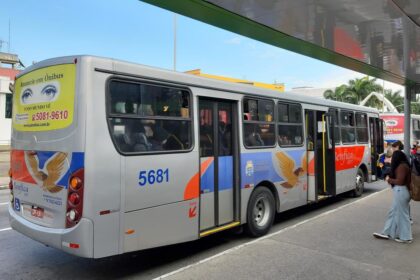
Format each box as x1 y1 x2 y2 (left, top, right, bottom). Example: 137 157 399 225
11 150 37 184
335 146 365 171
184 157 214 200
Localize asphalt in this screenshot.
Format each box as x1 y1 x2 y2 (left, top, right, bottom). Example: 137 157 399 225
161 186 420 280
0 149 10 190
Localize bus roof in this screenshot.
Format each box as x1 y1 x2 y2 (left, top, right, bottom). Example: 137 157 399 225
19 55 379 114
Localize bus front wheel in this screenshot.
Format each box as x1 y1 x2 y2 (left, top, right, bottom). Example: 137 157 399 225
246 186 275 237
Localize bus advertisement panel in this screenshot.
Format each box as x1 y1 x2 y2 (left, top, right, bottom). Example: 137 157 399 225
380 114 404 143
12 64 76 131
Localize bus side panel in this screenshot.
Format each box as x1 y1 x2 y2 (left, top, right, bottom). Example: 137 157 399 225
124 153 198 211
123 152 199 251
124 199 199 252
239 148 307 221
334 145 368 194
85 62 122 258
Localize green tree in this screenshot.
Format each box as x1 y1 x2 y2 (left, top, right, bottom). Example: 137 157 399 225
323 85 348 102
384 90 403 112
345 77 383 104
323 77 384 105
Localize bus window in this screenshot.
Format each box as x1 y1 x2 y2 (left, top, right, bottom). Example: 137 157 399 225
218 103 233 156
243 98 275 147
341 111 355 143
328 109 341 144
108 80 192 153
413 119 420 140
356 113 368 143
200 105 214 157
277 102 303 146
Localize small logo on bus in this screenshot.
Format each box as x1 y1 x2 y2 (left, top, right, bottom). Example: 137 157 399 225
14 198 21 211
245 161 254 176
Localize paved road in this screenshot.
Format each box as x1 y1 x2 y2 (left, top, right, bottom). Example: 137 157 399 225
0 182 387 280
0 151 9 177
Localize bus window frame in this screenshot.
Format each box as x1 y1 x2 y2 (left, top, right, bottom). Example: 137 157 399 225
277 101 304 148
340 110 356 144
355 112 369 144
105 76 194 156
328 108 341 145
242 96 276 149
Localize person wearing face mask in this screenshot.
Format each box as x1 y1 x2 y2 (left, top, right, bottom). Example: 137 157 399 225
412 145 420 175
411 141 419 156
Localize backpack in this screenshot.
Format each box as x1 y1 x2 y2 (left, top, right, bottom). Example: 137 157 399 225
410 158 420 201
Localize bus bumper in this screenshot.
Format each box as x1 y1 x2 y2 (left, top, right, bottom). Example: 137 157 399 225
9 206 94 258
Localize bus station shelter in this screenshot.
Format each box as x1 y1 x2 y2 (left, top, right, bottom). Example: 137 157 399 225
142 0 420 152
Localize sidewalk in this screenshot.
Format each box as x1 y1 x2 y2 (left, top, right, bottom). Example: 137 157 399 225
0 148 10 190
0 177 8 190
161 185 420 280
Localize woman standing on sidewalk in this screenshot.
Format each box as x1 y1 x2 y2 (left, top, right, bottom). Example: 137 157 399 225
373 150 413 243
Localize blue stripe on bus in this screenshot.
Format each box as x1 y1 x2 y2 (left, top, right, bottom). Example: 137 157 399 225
218 156 233 191
241 150 305 189
200 161 215 193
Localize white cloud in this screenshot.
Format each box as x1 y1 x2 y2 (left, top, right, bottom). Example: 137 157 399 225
289 69 404 94
225 37 242 45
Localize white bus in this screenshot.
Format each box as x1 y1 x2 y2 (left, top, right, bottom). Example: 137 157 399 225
380 113 420 145
8 56 383 258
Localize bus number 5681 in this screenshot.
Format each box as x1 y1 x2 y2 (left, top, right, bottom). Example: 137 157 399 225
138 169 169 186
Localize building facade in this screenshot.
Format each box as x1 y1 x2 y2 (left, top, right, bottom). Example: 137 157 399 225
185 69 285 92
0 52 22 146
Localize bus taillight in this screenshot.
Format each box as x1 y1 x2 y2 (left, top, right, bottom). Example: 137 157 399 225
66 168 84 228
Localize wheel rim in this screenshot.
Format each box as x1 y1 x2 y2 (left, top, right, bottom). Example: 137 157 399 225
355 174 363 193
253 196 271 227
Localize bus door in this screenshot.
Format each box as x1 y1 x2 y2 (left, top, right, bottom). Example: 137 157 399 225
305 110 336 202
369 117 384 181
199 99 239 232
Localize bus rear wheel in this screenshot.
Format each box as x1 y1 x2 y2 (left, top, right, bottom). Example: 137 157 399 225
351 169 364 197
246 186 275 237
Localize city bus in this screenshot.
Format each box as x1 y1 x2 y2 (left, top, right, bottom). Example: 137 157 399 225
380 113 420 145
8 56 383 258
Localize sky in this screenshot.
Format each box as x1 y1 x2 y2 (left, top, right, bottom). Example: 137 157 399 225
0 0 404 93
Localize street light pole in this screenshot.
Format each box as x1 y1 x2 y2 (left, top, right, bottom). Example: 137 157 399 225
404 85 412 155
173 14 177 71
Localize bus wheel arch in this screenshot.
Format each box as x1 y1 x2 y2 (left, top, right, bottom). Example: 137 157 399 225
358 164 368 182
245 183 276 237
351 167 365 197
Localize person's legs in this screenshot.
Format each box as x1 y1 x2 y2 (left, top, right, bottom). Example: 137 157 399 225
394 186 412 241
381 188 398 238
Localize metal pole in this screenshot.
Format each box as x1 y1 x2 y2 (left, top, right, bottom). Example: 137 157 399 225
8 19 11 53
173 14 177 71
404 84 412 156
382 80 385 113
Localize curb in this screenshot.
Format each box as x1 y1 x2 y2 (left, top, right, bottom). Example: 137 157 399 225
0 185 8 190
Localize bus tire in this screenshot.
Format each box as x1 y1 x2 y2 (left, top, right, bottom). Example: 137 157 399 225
351 169 364 197
246 186 275 237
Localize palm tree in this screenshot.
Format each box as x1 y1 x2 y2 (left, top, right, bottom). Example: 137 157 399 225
384 90 403 112
345 77 383 104
323 77 384 105
323 84 348 102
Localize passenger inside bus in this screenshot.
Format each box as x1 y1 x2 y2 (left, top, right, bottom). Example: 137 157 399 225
245 124 264 147
278 134 291 145
218 121 232 155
